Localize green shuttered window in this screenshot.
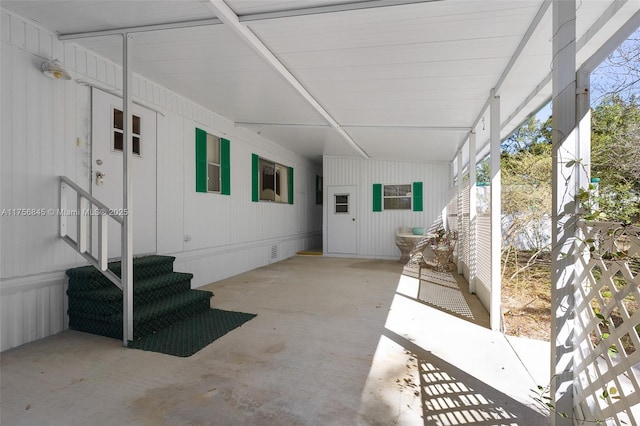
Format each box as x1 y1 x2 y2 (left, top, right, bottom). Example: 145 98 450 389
373 182 423 211
252 154 293 204
195 127 230 195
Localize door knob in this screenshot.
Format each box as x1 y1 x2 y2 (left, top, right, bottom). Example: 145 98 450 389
352 218 356 221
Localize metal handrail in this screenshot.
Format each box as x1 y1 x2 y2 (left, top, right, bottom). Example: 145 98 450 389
58 176 123 289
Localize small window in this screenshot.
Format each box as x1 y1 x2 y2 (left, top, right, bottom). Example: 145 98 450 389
259 158 289 203
206 133 221 193
112 108 141 155
383 184 412 210
335 194 349 213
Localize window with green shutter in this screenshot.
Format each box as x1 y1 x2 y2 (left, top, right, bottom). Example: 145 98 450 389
252 154 293 204
195 128 230 195
373 182 423 211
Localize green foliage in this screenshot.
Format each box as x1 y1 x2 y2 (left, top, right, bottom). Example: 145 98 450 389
591 95 640 223
500 117 553 253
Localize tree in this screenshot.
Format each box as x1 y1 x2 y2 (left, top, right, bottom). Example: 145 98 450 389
591 28 640 104
500 118 553 279
590 95 640 223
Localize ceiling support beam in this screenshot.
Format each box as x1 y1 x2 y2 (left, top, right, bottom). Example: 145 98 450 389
240 0 441 22
493 0 551 95
465 0 551 144
581 7 640 73
206 0 369 159
238 122 471 132
465 0 638 163
343 124 471 131
59 0 439 40
236 122 332 128
59 18 223 40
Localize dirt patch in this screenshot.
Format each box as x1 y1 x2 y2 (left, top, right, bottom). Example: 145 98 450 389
501 251 551 341
502 251 640 352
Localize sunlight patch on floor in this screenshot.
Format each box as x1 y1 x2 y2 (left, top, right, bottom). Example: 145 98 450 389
359 275 548 425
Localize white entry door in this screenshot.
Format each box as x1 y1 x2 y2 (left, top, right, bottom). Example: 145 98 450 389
327 185 357 255
91 88 157 258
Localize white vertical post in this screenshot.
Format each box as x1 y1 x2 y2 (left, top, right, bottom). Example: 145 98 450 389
551 0 579 423
122 33 134 346
489 89 501 332
98 213 108 271
60 182 68 238
468 132 477 294
457 149 463 274
77 194 87 253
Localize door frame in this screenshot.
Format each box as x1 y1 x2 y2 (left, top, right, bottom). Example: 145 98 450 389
90 87 158 258
327 185 358 255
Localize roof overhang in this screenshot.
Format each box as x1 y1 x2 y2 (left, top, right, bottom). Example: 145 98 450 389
2 0 638 164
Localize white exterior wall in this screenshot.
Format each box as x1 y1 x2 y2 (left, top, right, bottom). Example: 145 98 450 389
0 9 322 351
323 156 450 259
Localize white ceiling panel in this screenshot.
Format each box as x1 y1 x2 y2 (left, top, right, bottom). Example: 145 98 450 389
246 0 542 147
77 25 328 125
227 0 359 15
1 1 215 34
239 124 357 160
2 0 638 164
344 126 465 162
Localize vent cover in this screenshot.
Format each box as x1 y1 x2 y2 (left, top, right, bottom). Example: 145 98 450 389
270 245 278 261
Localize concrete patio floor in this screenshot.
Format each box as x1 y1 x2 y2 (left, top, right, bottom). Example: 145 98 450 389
1 256 550 425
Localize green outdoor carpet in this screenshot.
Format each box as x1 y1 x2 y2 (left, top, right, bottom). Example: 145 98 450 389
127 308 256 357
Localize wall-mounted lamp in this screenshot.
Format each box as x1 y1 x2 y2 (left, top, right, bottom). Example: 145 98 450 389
41 60 71 80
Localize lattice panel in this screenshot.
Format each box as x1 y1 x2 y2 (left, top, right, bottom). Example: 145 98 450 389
574 221 640 424
459 182 471 271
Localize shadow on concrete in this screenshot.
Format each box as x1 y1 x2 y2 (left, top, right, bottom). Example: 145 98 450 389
401 263 491 329
382 328 548 425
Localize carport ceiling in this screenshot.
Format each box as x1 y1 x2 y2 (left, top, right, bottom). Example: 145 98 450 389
3 0 639 163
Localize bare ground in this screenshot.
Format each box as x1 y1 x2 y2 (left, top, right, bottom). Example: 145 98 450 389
501 250 551 342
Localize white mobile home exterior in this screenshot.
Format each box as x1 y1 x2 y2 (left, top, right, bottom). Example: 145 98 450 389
0 9 326 350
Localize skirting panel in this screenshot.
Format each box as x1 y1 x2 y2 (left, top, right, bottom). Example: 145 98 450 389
475 277 492 314
0 233 321 352
1 273 68 352
173 233 322 287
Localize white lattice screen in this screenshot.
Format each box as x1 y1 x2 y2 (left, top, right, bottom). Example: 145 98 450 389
459 182 470 276
574 221 640 424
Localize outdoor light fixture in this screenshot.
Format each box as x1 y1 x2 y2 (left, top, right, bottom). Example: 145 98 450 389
41 60 71 80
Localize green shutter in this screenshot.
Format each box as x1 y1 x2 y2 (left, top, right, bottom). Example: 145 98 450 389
413 182 423 212
251 154 259 202
221 138 230 195
288 167 294 204
372 183 382 212
195 128 207 193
